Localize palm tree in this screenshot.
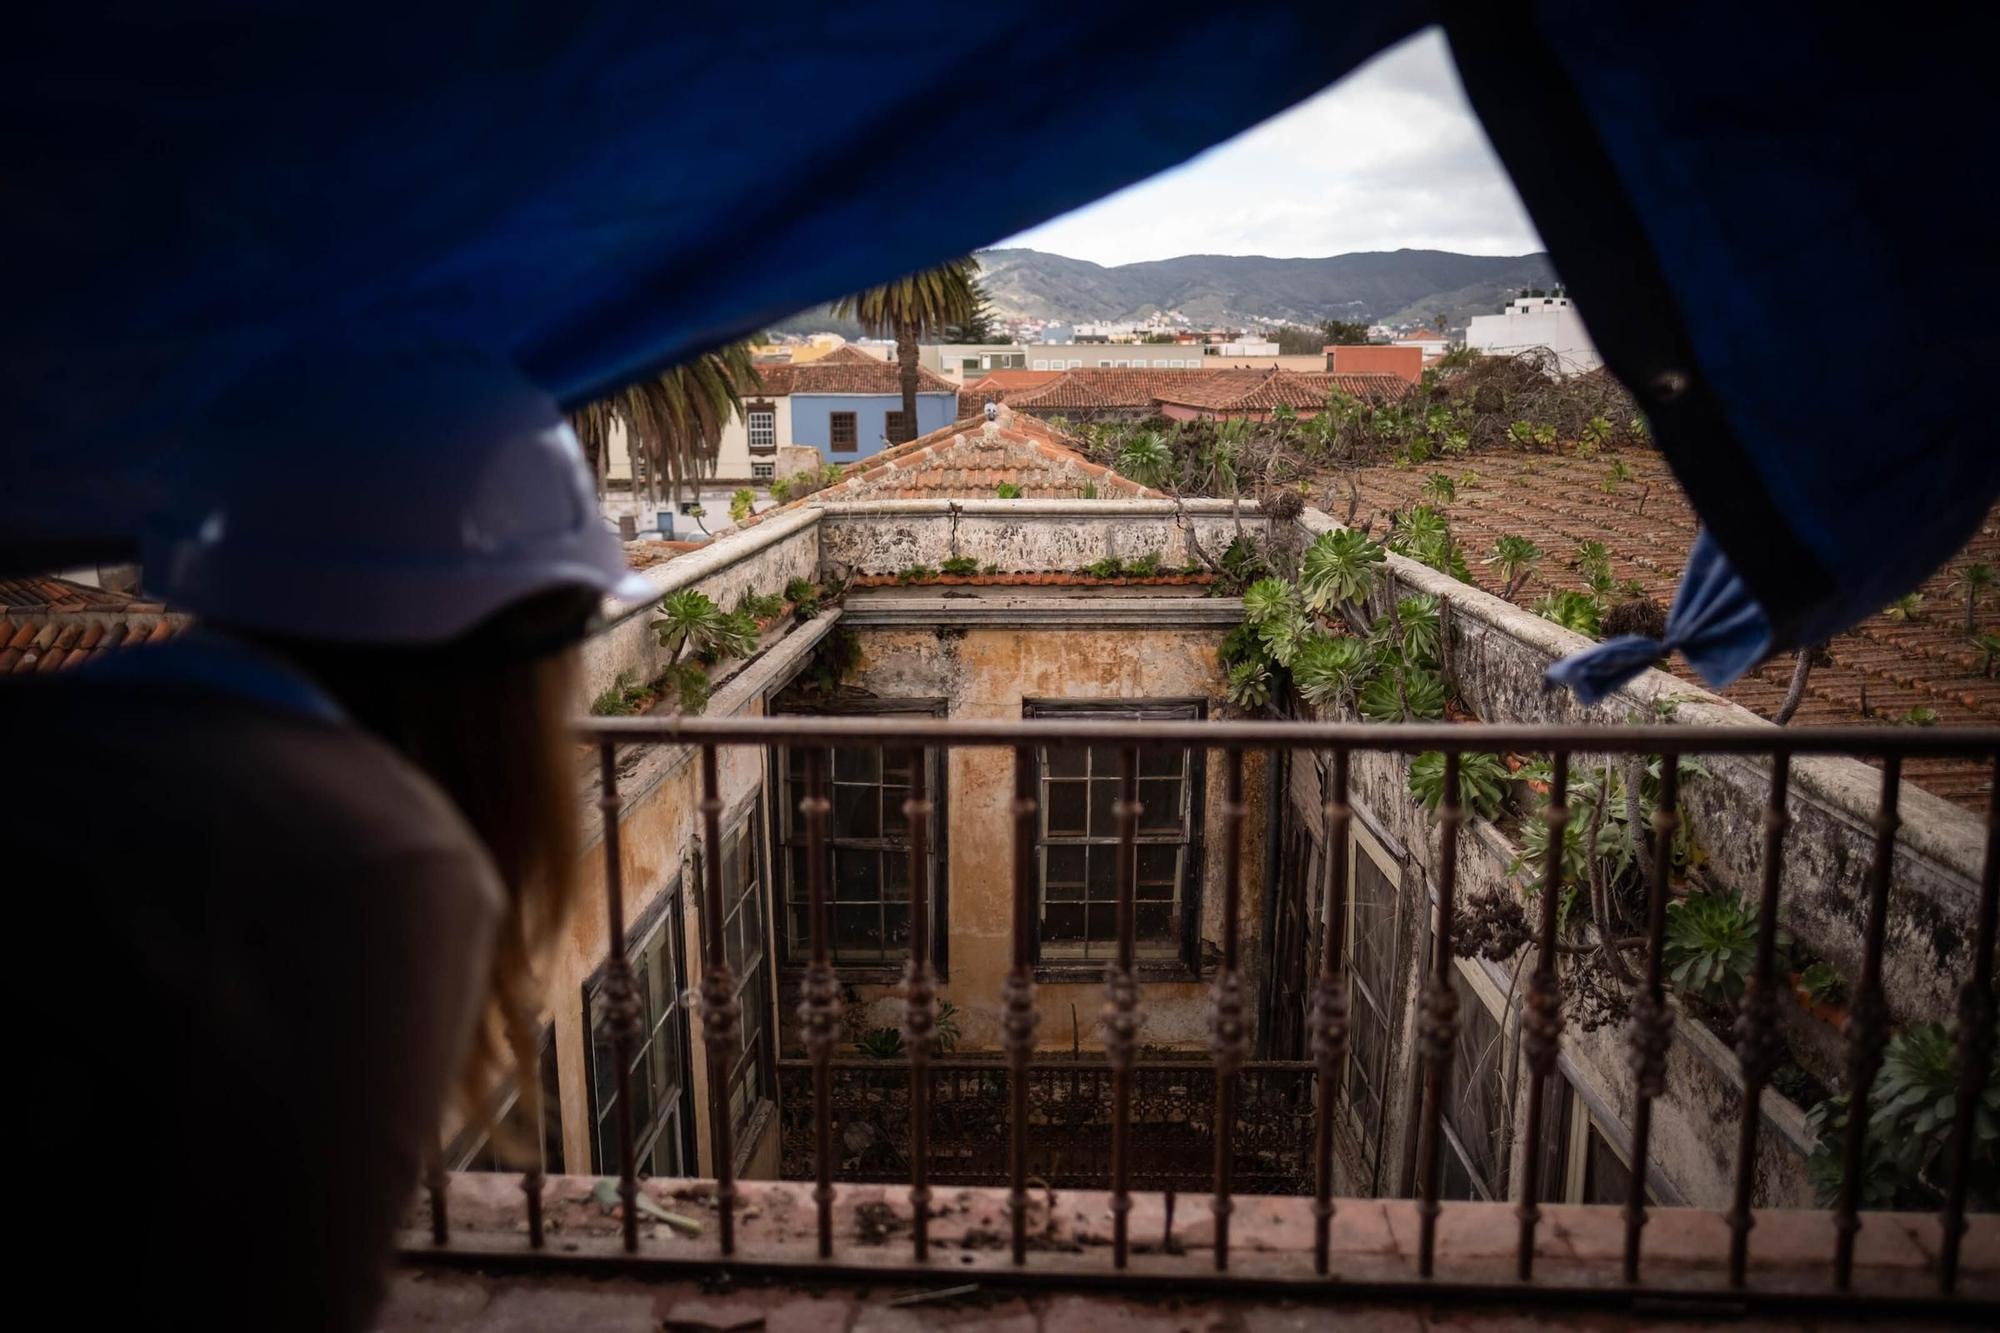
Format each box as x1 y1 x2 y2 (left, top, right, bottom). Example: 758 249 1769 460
833 258 981 444
569 339 763 515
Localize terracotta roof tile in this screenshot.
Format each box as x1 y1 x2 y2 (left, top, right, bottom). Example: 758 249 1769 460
0 576 193 676
742 407 1160 519
1151 369 1413 411
785 345 956 397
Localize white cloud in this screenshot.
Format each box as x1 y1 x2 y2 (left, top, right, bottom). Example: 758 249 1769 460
998 28 1541 265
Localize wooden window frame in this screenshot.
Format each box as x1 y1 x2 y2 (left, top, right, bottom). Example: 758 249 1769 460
829 411 858 452
1024 698 1206 981
581 875 695 1178
771 698 950 984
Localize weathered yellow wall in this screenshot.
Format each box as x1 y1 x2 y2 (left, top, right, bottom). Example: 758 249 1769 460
827 623 1268 1053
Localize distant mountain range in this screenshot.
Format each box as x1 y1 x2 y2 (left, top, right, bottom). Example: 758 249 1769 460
973 247 1560 330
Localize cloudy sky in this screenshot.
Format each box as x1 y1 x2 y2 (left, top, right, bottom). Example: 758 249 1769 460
998 28 1543 267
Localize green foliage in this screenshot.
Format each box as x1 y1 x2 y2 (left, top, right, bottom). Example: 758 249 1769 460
1126 550 1163 577
1386 504 1470 581
1358 664 1446 722
736 589 786 622
1798 962 1846 1007
1534 589 1603 637
1582 416 1613 450
1291 634 1370 708
1084 555 1127 579
1570 540 1612 590
1485 534 1544 600
1421 472 1457 506
1080 480 1098 500
1214 535 1268 593
1975 632 2000 678
1115 431 1173 488
1408 751 1510 820
1902 705 1940 726
994 481 1024 499
1806 1020 2000 1209
590 670 645 717
1508 419 1557 449
1300 528 1385 613
1225 659 1273 711
940 555 980 576
1664 890 1772 1008
855 1027 906 1059
707 610 760 661
1241 576 1300 626
1883 592 1925 622
896 564 938 584
794 627 861 697
729 488 755 524
1373 593 1441 670
785 577 823 621
934 1000 962 1054
652 588 732 660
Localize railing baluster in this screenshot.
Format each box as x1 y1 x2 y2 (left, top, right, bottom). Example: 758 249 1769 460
598 741 642 1253
428 1135 449 1246
1209 748 1250 1271
1311 748 1352 1276
1104 743 1145 1269
1515 752 1569 1281
1005 746 1041 1266
510 1005 546 1250
697 744 740 1257
1940 750 1999 1294
1836 756 1900 1289
1729 753 1791 1286
797 748 840 1259
903 749 938 1263
1416 752 1462 1279
1624 754 1679 1283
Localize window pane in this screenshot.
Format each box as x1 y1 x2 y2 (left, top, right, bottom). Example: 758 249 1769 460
1085 901 1117 945
1136 845 1178 897
1139 746 1182 778
1135 901 1173 942
1137 777 1182 833
1087 745 1123 780
1089 777 1118 836
1088 843 1118 898
1048 746 1087 778
882 902 910 952
833 904 883 956
1045 780 1087 836
833 783 880 839
786 846 810 904
1044 902 1086 944
1447 967 1506 1198
834 746 879 783
833 848 881 902
1046 845 1086 899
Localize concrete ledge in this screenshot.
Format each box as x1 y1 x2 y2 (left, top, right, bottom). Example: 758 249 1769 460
841 593 1244 628
399 1173 1996 1309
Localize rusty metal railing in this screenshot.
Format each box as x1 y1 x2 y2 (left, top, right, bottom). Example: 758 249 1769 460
426 715 1998 1305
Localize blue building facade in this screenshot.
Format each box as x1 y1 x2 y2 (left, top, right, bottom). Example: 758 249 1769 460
789 392 958 461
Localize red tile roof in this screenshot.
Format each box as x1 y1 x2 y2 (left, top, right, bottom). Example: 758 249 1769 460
1006 367 1268 411
746 407 1159 516
967 370 1064 392
0 575 190 676
784 344 957 397
1152 369 1412 412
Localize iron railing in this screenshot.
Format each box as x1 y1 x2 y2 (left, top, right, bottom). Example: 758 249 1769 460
421 715 1999 1306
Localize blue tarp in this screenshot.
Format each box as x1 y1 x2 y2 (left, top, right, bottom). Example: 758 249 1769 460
5 3 1997 693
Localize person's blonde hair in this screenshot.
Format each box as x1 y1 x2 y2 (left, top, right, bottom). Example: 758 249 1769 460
275 591 588 1131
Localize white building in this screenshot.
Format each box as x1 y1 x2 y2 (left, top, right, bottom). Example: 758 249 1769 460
1465 294 1603 374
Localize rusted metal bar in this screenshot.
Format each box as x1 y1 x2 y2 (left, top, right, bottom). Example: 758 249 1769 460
1004 746 1041 1265
904 751 937 1263
1515 751 1569 1281
512 1008 546 1250
1624 755 1679 1284
581 714 2000 759
1940 751 1999 1293
1836 757 1901 1290
1416 752 1462 1279
1310 748 1352 1276
797 747 839 1260
1210 749 1250 1271
697 744 740 1257
1105 743 1144 1270
598 741 642 1254
1730 754 1791 1286
428 1136 448 1246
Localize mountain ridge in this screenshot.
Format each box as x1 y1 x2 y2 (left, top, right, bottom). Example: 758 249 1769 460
973 246 1560 329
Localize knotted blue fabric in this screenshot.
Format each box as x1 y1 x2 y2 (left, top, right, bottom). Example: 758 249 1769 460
1543 533 1771 706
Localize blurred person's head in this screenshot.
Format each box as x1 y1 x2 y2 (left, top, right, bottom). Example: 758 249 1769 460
147 340 652 1113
